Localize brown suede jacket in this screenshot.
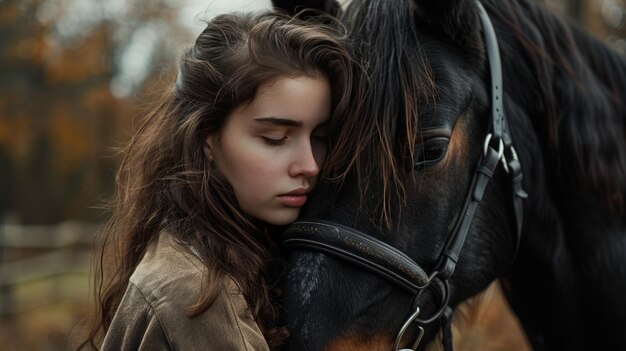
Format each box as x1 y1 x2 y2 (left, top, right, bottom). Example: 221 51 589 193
101 232 270 351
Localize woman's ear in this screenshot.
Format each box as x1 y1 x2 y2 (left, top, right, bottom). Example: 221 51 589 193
204 135 215 162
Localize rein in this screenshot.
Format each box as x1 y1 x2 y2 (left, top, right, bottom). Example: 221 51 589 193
283 2 527 350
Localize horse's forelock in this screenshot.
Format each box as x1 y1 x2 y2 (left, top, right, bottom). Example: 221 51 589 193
324 0 439 226
412 0 482 49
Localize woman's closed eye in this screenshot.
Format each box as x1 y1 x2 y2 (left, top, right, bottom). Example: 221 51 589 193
262 136 288 146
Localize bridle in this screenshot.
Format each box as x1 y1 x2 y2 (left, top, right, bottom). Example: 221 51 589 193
282 2 528 351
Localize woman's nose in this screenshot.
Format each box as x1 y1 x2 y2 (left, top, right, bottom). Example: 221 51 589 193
289 141 321 178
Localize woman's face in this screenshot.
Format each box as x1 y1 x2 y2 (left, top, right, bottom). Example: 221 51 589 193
208 75 331 225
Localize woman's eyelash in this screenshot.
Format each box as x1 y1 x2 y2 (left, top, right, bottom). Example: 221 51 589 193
262 136 287 146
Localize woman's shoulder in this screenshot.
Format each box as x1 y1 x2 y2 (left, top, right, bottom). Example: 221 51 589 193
128 231 245 312
128 230 251 312
129 231 205 303
115 231 269 350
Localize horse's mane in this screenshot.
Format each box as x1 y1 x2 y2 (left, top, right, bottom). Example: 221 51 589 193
486 0 626 212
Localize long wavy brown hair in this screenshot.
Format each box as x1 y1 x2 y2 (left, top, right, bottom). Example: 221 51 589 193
78 11 352 350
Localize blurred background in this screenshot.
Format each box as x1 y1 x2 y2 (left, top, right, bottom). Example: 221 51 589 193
0 0 623 350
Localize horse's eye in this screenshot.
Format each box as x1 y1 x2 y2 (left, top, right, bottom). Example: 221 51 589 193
414 137 449 169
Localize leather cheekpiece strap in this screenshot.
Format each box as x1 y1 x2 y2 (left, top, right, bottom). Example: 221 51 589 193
477 2 506 145
435 145 502 280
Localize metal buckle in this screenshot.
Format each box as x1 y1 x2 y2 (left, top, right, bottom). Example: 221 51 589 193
415 280 450 324
393 306 425 351
393 280 450 350
483 133 508 173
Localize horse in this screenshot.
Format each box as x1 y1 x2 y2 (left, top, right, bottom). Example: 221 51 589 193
271 0 626 350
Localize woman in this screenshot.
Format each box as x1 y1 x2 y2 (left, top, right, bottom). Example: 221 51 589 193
79 11 351 350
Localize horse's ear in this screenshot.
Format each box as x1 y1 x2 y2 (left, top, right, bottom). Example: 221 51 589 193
272 0 342 17
412 0 481 48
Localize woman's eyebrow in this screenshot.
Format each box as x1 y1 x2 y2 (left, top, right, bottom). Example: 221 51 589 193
254 117 302 126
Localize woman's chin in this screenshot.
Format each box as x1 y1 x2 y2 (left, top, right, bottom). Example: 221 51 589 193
259 209 301 226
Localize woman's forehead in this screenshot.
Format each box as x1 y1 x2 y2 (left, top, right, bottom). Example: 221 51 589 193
230 75 332 127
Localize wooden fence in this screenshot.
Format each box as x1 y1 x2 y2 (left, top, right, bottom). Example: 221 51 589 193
0 221 98 316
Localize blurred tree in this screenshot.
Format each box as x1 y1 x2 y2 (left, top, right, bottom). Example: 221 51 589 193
0 0 188 224
588 0 626 55
548 0 625 55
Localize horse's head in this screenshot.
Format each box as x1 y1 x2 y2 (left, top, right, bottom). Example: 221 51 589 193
274 0 533 349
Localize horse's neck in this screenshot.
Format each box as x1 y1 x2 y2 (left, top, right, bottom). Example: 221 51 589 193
500 3 626 348
508 0 626 281
504 1 626 218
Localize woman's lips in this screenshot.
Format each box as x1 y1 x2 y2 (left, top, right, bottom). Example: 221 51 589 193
277 194 308 207
277 188 310 207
